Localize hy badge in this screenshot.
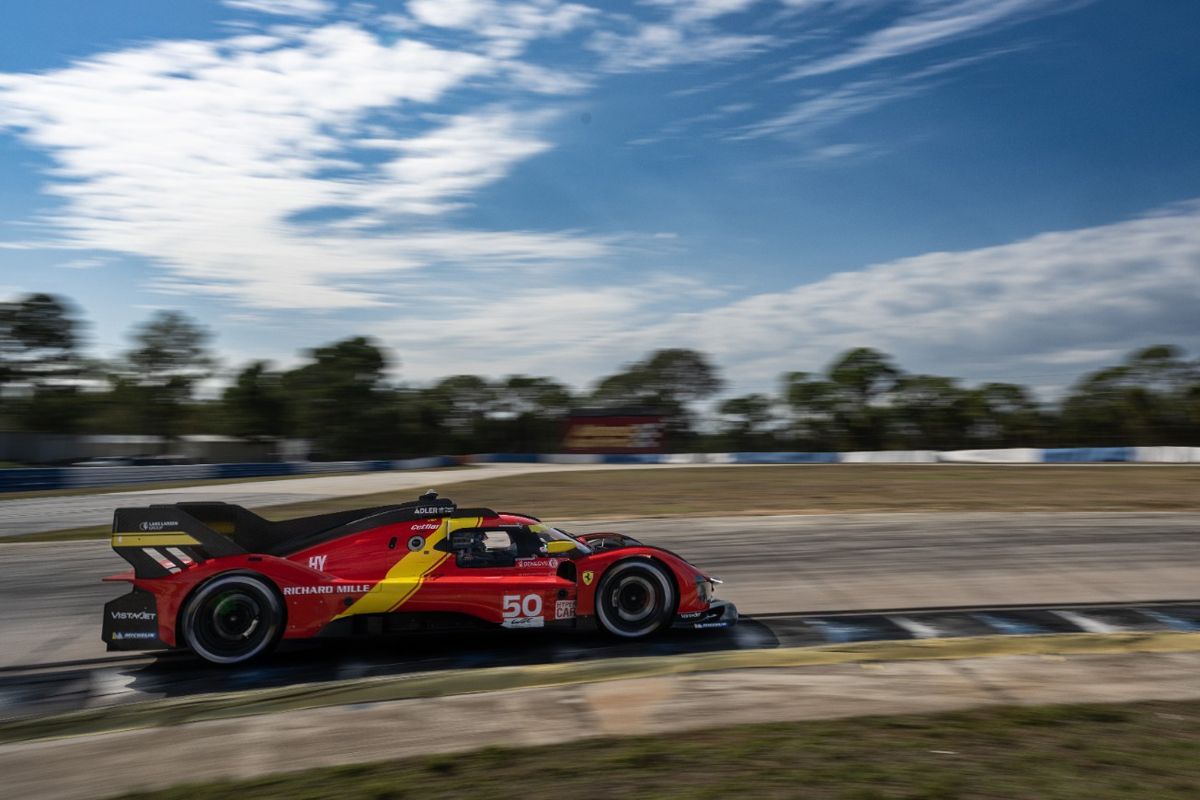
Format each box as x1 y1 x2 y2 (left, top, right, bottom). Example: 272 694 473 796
582 570 594 586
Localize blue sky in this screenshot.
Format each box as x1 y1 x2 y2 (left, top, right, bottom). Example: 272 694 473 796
1 0 1198 396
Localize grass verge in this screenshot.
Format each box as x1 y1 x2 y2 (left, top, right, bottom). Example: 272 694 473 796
255 464 1200 522
4 632 1199 746
115 699 1200 800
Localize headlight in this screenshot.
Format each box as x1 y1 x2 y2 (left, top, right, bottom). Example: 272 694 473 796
696 576 720 603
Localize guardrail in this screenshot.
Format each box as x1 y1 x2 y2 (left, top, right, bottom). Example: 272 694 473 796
0 447 1196 493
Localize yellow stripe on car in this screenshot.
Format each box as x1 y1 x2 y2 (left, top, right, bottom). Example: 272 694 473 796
334 516 479 619
111 533 201 547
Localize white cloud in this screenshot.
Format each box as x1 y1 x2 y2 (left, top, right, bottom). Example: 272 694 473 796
222 0 334 18
350 108 557 215
0 24 610 309
371 273 725 381
382 285 649 368
783 0 1073 79
369 202 1200 392
640 201 1200 391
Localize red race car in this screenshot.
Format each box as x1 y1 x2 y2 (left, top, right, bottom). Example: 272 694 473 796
102 491 736 664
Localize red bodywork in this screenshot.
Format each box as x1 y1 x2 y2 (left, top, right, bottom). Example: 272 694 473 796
102 503 733 652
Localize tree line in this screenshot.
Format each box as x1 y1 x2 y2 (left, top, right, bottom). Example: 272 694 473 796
1 292 1198 459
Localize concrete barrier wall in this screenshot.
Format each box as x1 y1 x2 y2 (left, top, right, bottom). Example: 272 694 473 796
392 456 458 470
1133 446 1200 463
727 452 840 464
1 447 1196 493
525 453 598 464
938 448 1043 463
841 450 939 463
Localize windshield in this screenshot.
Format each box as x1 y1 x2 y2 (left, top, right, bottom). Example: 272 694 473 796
529 523 576 542
530 523 591 553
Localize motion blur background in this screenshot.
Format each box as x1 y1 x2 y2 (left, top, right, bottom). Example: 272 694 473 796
0 0 1198 466
0 294 1198 464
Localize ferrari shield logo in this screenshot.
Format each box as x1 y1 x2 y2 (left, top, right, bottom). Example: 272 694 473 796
582 570 594 586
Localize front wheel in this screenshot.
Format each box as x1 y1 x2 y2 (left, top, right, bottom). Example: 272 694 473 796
181 574 283 665
594 560 676 638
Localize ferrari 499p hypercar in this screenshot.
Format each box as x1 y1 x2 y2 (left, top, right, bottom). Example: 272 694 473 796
102 491 736 664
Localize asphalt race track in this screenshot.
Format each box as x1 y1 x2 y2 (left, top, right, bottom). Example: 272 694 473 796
1 510 1197 675
4 600 1199 723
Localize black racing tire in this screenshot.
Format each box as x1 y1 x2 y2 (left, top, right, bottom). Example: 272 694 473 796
181 574 283 665
594 559 676 638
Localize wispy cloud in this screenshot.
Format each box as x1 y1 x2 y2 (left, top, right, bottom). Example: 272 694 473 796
588 0 772 71
221 0 333 18
783 0 1077 79
643 0 762 25
57 256 111 270
590 24 770 71
627 102 754 146
733 50 1007 140
392 0 597 58
793 141 883 164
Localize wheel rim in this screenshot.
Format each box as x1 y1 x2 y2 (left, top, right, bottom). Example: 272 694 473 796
208 591 262 642
596 563 674 638
613 576 657 623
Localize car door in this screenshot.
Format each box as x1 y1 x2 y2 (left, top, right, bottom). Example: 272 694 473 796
416 525 576 628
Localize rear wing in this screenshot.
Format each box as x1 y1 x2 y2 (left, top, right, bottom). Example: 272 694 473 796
111 505 245 579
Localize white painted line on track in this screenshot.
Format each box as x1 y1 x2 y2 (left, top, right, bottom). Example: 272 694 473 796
1050 610 1120 633
887 615 942 638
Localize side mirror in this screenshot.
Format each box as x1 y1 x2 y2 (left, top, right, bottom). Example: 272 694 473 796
545 540 577 555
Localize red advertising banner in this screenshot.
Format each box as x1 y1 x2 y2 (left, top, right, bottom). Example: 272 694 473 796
561 412 664 454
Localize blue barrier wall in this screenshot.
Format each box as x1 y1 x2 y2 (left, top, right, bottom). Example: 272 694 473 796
1042 447 1132 463
212 462 296 479
0 468 67 493
0 446 1191 493
595 454 664 464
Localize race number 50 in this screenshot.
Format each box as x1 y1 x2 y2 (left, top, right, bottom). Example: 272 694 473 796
502 594 543 618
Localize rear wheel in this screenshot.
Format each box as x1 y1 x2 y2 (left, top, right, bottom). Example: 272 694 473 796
181 574 283 665
595 560 676 638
